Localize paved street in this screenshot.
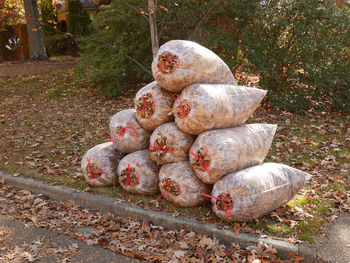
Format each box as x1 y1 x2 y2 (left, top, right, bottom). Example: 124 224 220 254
0 215 139 263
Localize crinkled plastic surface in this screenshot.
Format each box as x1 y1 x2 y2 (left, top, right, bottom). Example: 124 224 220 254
117 150 159 195
158 161 211 207
151 40 236 92
149 122 194 165
81 142 121 187
172 84 267 135
109 109 151 153
189 124 277 184
134 81 175 131
211 163 312 222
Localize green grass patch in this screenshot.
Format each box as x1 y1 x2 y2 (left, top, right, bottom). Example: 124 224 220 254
330 181 346 191
266 223 292 236
22 76 40 85
298 218 324 243
287 194 309 208
46 85 70 98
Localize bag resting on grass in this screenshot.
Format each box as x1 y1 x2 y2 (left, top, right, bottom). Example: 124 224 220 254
149 122 194 165
151 40 236 92
117 150 160 195
211 163 312 222
189 124 277 184
81 142 120 187
158 161 211 207
134 81 174 131
109 109 151 153
172 84 267 135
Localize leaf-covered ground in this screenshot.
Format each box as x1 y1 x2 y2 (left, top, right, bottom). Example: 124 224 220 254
0 181 291 262
0 65 349 244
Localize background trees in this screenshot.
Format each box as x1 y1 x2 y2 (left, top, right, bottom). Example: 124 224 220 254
1 0 349 113
40 0 58 36
78 0 349 112
67 0 91 36
76 0 152 97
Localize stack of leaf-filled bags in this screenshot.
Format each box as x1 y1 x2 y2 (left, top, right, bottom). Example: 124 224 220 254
81 40 311 222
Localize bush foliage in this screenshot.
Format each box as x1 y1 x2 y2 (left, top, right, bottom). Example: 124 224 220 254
243 0 350 112
76 0 152 97
67 0 92 36
78 0 350 113
44 34 79 57
40 0 58 36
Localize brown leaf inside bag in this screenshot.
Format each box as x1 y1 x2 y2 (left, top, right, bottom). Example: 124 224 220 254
136 93 156 119
173 99 191 119
157 51 179 74
150 132 170 159
115 126 123 136
120 167 139 186
161 178 181 196
86 164 102 179
191 148 211 172
216 193 234 212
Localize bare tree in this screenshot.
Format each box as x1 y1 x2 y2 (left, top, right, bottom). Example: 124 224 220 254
23 0 48 60
148 0 159 58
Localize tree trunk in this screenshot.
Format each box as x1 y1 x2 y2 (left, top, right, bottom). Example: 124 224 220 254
148 0 159 58
23 0 48 60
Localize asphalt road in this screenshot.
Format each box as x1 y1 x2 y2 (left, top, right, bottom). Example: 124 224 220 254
0 215 140 263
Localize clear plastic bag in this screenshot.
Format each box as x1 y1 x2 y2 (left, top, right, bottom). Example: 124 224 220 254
109 109 151 153
134 81 175 131
158 161 211 207
151 40 236 92
81 142 120 187
149 122 195 165
189 124 277 184
117 149 160 195
172 83 267 135
211 163 312 222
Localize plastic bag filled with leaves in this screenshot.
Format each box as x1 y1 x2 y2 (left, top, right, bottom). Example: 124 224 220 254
172 84 267 135
117 149 160 195
211 163 312 222
81 142 121 187
151 40 236 92
109 109 151 153
189 124 277 184
149 122 195 165
158 161 211 207
134 81 175 131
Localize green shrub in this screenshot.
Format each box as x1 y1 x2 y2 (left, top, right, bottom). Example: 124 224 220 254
40 0 58 36
156 0 261 73
76 0 152 97
77 0 349 114
242 0 350 112
68 0 92 36
44 34 79 57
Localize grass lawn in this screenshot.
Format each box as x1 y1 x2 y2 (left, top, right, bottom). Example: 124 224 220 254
0 67 349 243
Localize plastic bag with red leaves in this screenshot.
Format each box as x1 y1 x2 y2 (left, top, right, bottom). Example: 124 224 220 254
151 40 236 92
158 161 211 207
189 124 277 184
172 84 267 135
211 163 312 221
109 109 151 153
149 122 194 165
81 142 121 187
134 81 174 131
117 150 159 195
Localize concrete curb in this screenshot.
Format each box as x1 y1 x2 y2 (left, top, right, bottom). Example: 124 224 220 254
1 172 318 262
